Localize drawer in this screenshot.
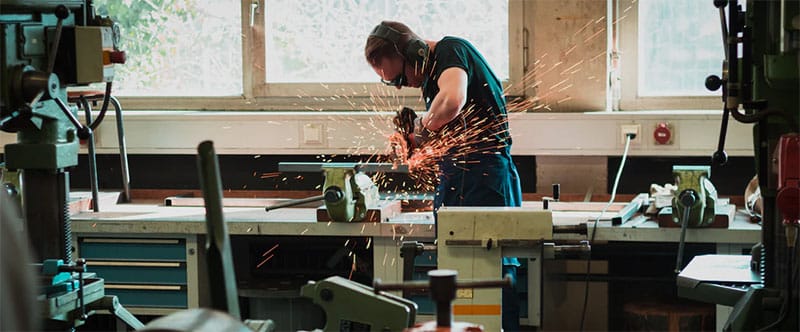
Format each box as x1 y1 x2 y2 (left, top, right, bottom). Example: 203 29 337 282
79 238 186 261
77 236 192 309
104 284 187 308
88 262 187 284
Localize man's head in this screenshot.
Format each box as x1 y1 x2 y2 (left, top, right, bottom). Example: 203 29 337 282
365 21 429 89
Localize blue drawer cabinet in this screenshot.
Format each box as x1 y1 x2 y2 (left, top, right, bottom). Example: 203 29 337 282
77 237 195 310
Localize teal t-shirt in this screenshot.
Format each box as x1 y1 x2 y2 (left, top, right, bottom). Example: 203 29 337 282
421 36 512 159
423 37 521 267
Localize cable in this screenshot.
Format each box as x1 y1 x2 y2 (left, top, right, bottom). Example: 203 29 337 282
579 133 634 331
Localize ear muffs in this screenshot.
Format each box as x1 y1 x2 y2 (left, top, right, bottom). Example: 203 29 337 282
370 23 429 67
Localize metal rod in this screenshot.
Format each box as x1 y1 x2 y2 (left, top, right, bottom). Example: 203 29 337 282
264 195 324 212
373 276 511 292
718 6 729 61
675 191 696 273
81 97 99 212
47 15 65 74
197 141 241 319
54 97 84 131
374 280 429 292
110 96 131 203
278 162 409 173
553 224 588 235
456 277 512 289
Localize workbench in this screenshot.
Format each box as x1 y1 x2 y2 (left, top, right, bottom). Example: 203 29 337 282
69 199 760 328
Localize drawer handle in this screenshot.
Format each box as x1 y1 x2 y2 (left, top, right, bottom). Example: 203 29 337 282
105 284 182 291
82 238 181 245
90 261 182 268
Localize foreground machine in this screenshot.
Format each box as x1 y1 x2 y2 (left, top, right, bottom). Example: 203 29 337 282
0 1 140 329
678 0 799 330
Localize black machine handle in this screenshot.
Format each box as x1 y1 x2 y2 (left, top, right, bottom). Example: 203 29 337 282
675 190 698 273
264 195 325 212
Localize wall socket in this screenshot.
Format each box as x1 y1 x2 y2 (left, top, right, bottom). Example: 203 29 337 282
620 124 641 145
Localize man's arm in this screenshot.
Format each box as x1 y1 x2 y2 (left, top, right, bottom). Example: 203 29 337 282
420 67 468 131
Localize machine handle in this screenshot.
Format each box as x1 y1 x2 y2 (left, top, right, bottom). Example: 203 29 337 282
47 5 70 74
373 275 512 293
675 190 698 273
54 97 92 139
264 195 324 212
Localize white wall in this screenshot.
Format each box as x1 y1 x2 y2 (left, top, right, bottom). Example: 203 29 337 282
1 110 752 157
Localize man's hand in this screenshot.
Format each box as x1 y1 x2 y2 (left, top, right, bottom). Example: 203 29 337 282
393 107 435 149
393 107 418 136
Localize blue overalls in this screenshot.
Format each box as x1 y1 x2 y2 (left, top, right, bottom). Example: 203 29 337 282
423 36 524 330
433 147 523 330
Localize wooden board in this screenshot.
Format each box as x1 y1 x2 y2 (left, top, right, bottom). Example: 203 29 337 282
656 204 736 228
316 200 401 223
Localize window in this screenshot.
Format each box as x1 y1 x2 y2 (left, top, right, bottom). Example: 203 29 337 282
253 0 517 100
262 0 509 84
616 0 725 110
93 0 242 97
93 0 522 109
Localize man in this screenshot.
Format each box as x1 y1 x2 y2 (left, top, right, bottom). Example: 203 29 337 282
365 21 522 330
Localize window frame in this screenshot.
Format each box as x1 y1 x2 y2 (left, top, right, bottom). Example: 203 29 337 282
119 0 526 110
615 0 724 111
247 0 526 111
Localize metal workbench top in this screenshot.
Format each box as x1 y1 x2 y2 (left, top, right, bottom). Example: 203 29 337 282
71 201 760 244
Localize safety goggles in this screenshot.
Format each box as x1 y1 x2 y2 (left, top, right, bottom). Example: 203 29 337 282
380 61 406 87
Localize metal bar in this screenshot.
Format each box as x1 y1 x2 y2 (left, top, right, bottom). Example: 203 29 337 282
82 96 99 212
675 194 694 273
456 277 512 290
612 193 648 225
264 195 324 212
166 196 322 208
110 96 131 203
278 162 409 173
54 97 86 134
197 141 241 319
374 277 511 292
553 224 588 235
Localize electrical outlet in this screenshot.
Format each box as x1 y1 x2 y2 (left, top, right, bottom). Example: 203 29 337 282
620 124 641 145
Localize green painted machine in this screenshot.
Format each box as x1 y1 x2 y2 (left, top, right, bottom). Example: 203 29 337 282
266 162 404 222
678 0 800 330
1 1 139 329
671 165 718 228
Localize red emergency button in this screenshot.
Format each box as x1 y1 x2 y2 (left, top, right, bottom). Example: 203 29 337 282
654 122 672 145
104 50 126 65
109 51 126 64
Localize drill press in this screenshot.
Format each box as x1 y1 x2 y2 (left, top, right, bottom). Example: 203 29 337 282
677 0 800 330
1 1 138 329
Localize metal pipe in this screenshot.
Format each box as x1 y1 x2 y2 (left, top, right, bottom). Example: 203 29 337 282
54 97 91 139
110 96 130 202
553 224 588 235
675 190 697 273
373 276 511 292
81 96 99 212
197 141 241 319
264 195 324 212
